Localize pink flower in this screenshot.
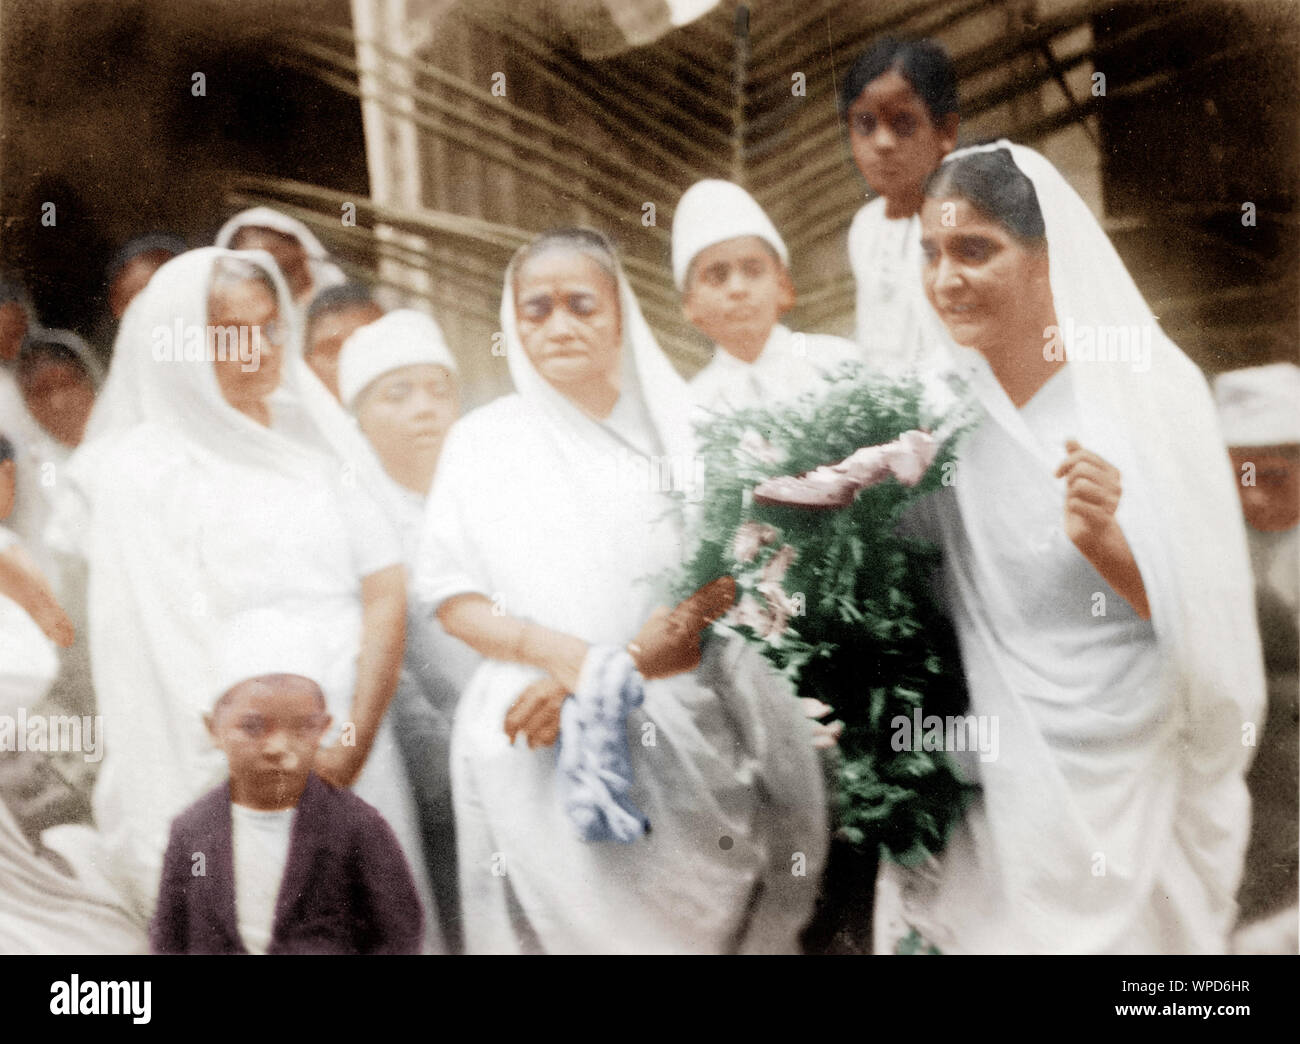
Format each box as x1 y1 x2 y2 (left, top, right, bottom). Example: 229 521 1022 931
731 522 780 564
832 445 890 486
761 543 798 584
881 429 938 487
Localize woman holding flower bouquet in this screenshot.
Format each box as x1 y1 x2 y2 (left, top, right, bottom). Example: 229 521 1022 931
415 228 826 954
871 144 1265 953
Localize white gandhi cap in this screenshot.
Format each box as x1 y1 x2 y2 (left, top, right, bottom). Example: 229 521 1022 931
671 179 789 290
1213 362 1300 447
337 308 458 412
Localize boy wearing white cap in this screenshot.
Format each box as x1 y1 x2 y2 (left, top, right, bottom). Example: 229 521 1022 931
339 309 461 515
672 179 861 415
1214 361 1299 952
338 309 477 952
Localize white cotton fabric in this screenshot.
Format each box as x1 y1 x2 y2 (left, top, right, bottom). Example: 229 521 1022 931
214 206 347 309
848 196 953 374
46 248 438 945
415 244 827 954
230 803 295 955
337 308 458 412
671 179 789 289
0 524 59 704
874 142 1266 954
1213 363 1300 447
689 323 861 416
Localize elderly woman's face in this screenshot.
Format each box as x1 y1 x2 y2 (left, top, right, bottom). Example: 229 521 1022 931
208 278 285 412
920 196 1050 357
513 251 621 392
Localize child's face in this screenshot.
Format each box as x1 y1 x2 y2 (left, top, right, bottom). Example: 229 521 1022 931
847 69 958 214
357 363 460 475
206 675 331 811
683 236 794 357
0 460 14 520
307 303 384 400
22 359 96 447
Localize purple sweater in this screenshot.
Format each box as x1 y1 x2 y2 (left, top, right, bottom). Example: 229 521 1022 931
149 773 423 954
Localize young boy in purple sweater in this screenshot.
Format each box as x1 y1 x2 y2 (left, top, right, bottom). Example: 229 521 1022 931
149 669 423 955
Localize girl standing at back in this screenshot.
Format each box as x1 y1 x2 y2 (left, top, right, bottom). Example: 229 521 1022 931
843 37 959 372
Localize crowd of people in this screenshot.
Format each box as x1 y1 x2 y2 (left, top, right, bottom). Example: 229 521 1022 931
0 36 1294 955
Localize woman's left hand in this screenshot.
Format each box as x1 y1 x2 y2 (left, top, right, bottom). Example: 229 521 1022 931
505 676 569 748
1056 438 1123 554
1055 438 1151 619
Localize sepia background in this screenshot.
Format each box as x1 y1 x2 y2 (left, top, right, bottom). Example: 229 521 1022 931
1 0 1296 408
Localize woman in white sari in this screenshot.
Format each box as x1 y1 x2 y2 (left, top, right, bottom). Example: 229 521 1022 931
874 144 1265 954
416 229 826 954
48 248 437 946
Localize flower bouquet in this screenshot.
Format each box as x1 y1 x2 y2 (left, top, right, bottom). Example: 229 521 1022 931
678 366 978 865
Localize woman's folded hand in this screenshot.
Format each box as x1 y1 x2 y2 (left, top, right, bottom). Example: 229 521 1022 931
505 675 569 748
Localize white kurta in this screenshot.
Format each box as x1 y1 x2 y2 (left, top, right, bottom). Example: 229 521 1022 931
689 324 861 416
416 261 827 954
848 198 951 374
0 524 59 705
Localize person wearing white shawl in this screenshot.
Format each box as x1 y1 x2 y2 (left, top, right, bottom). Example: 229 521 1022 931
338 308 479 951
871 143 1266 954
415 228 827 954
44 248 440 949
672 179 860 414
215 206 347 319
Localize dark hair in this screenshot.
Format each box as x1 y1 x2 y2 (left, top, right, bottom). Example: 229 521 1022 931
305 281 379 332
212 673 326 721
924 149 1046 243
17 331 97 388
0 432 13 464
0 274 32 312
512 227 619 284
840 36 958 124
106 234 187 286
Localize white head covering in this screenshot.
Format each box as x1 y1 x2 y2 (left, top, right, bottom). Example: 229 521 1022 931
919 140 1266 951
504 230 696 470
671 179 789 290
20 326 105 388
210 608 331 707
1213 363 1300 447
338 308 457 412
214 206 347 303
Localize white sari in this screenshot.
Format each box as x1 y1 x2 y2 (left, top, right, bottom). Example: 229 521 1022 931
416 252 827 954
48 249 437 943
875 143 1266 954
